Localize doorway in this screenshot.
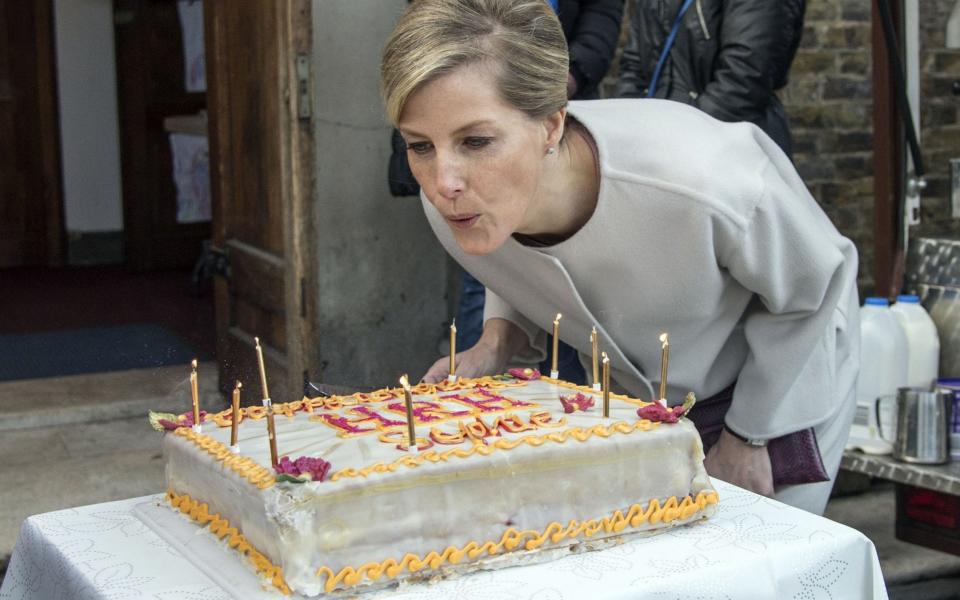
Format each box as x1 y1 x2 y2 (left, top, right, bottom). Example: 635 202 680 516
0 0 215 385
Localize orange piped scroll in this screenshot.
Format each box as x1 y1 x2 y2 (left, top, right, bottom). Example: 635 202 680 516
167 490 291 595
315 490 719 592
329 418 658 481
174 428 275 489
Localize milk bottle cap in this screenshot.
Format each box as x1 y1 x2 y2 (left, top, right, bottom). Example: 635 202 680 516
895 295 920 303
865 297 889 306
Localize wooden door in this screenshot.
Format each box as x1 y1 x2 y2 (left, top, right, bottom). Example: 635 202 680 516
0 0 63 268
114 0 209 271
204 0 316 401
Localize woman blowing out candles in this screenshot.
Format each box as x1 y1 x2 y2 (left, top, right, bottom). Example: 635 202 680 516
381 0 858 514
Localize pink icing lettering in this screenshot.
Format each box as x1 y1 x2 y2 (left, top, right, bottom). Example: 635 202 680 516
443 387 536 414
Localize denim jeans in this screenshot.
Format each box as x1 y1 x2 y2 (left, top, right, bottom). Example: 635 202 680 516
456 271 587 385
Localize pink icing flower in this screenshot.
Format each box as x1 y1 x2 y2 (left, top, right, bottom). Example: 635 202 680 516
508 368 541 380
181 410 208 427
159 410 208 431
558 393 595 414
636 402 685 424
275 455 332 482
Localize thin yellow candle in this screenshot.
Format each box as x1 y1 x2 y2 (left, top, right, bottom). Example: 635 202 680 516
399 375 417 450
590 327 599 388
602 352 610 418
254 337 279 467
448 319 457 381
254 337 270 400
230 381 242 448
659 333 669 404
551 313 562 377
190 359 200 431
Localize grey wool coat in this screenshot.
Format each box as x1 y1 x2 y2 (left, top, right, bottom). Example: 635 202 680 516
422 99 860 442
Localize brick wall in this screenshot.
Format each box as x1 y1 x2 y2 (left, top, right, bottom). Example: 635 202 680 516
781 0 876 290
917 0 960 236
782 0 960 293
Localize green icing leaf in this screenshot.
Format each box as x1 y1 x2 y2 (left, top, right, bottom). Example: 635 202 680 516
275 473 307 484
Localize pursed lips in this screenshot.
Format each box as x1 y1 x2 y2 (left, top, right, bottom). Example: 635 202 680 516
446 213 480 230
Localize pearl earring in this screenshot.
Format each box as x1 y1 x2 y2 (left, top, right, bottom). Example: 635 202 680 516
546 147 556 155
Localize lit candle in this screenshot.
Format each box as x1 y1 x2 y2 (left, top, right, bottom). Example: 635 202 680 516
551 313 562 378
659 333 669 406
254 337 279 467
448 319 457 383
591 327 600 391
190 359 201 433
399 374 417 451
602 352 610 419
230 381 241 452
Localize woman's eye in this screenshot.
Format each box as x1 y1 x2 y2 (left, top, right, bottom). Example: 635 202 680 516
464 137 493 149
407 142 432 155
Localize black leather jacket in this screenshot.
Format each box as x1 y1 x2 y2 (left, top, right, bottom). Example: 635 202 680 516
558 0 626 99
616 0 805 156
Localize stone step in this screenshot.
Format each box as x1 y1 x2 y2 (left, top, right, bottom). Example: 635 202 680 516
0 415 168 575
0 363 222 431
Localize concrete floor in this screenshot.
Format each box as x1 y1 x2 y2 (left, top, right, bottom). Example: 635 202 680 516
2 367 960 598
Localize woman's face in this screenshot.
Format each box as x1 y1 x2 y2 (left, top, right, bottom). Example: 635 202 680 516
397 64 562 255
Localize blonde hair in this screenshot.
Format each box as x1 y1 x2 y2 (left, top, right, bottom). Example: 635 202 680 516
381 0 569 126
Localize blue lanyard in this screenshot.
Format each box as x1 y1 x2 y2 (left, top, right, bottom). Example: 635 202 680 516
647 0 696 98
546 0 559 13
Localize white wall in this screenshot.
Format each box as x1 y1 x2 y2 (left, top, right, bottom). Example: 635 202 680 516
312 0 452 387
54 0 123 233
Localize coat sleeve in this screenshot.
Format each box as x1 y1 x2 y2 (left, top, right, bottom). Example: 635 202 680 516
694 0 788 123
614 3 645 98
719 155 857 440
483 289 549 364
566 0 626 94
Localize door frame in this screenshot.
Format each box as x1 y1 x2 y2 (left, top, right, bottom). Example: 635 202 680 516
0 0 64 267
204 0 316 398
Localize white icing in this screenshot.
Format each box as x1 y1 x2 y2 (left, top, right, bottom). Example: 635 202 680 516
164 378 716 596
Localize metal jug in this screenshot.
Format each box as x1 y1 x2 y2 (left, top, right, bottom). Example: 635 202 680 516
883 387 954 464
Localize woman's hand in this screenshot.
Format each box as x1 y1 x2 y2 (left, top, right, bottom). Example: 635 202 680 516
421 318 528 383
422 344 503 383
704 428 775 497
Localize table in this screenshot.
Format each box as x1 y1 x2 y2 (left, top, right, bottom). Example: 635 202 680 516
0 480 887 600
842 449 960 496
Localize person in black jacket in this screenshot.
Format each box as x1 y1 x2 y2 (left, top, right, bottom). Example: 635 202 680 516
557 0 626 100
616 0 805 158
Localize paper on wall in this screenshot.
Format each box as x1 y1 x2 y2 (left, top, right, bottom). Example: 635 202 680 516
169 133 211 223
177 0 206 93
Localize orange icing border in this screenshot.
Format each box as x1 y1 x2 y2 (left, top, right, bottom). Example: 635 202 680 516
316 489 719 592
166 490 291 595
205 376 645 428
173 377 665 489
167 487 718 596
329 418 660 481
174 427 276 489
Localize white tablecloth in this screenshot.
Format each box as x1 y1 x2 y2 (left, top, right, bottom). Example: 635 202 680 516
0 480 887 600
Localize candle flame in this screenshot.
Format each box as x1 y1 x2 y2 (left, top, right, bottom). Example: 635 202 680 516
659 332 669 346
191 358 198 370
235 381 242 390
555 313 562 323
399 374 411 391
602 351 609 364
451 319 456 331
